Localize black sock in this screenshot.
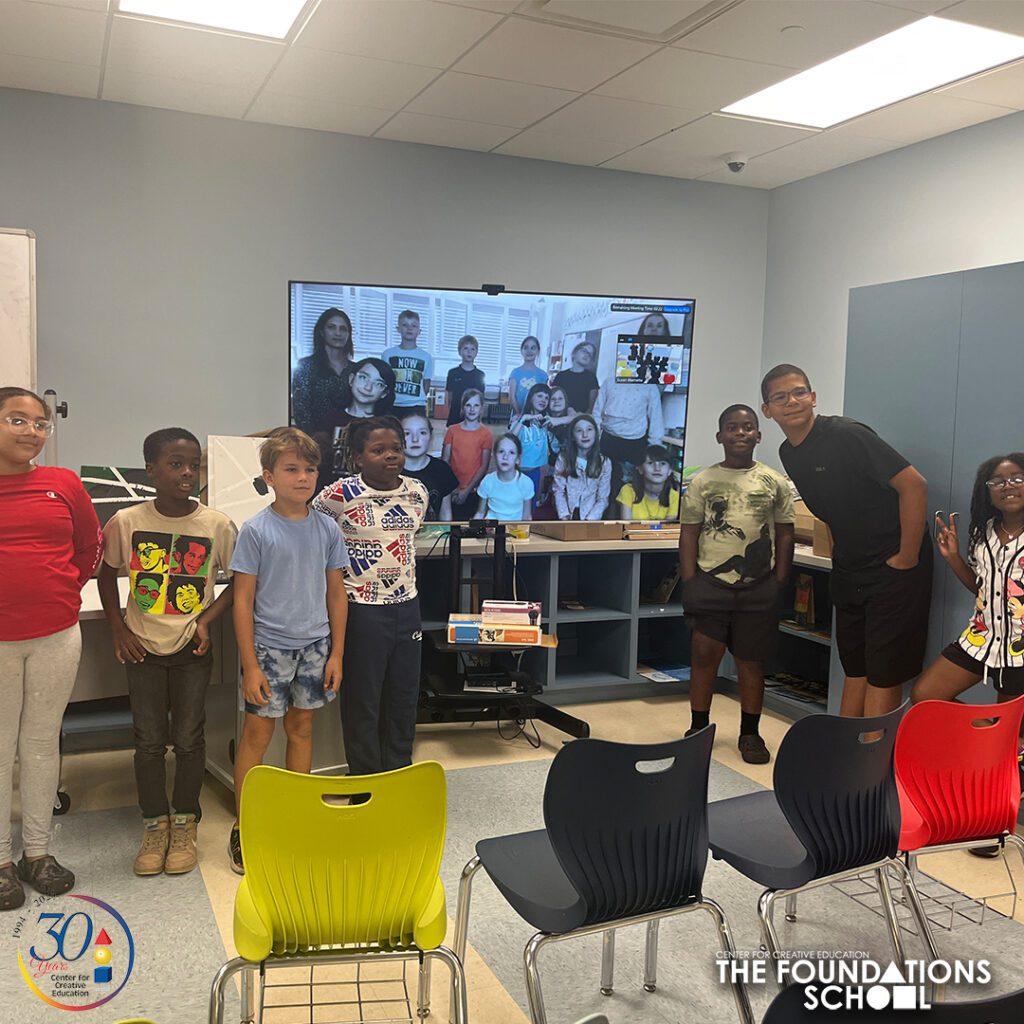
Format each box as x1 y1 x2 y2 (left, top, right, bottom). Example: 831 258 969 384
690 710 711 732
740 712 761 737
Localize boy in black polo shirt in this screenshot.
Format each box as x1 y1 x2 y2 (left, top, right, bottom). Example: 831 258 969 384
760 363 932 718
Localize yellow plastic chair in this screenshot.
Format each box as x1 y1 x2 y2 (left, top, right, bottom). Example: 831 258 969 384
208 762 467 1024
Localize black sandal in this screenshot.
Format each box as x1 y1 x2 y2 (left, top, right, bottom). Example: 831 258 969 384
17 854 75 896
0 864 25 911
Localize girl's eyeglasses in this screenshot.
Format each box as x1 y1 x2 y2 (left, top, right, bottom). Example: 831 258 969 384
4 414 55 437
986 475 1024 490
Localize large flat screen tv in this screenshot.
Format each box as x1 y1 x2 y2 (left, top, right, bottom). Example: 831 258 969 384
289 282 694 523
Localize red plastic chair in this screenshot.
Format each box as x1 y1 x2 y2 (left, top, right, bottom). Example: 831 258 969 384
895 695 1024 859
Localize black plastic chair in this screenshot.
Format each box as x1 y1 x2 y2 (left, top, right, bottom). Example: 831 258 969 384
707 706 940 977
763 982 1024 1023
451 729 754 1024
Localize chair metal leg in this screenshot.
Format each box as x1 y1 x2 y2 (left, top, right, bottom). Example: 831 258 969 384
209 959 253 1024
784 894 797 922
875 866 906 965
417 954 431 1019
1006 833 1024 873
242 965 256 1024
453 855 482 964
600 929 615 996
890 859 940 963
699 897 755 1024
426 945 469 1024
643 920 659 992
758 890 784 986
524 932 551 1024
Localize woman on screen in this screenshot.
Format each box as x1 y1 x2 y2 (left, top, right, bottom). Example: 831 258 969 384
638 312 672 336
593 373 665 512
291 307 356 435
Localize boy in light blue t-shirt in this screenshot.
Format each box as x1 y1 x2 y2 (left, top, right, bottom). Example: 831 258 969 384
227 429 349 874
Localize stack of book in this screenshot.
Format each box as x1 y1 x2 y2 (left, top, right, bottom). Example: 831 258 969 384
447 600 544 646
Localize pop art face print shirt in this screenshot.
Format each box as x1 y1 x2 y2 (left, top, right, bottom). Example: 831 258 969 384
312 475 427 605
958 525 1024 669
102 500 236 655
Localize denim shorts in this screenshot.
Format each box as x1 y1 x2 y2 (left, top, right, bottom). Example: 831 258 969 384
243 636 335 718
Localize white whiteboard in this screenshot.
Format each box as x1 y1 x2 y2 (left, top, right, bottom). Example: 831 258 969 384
0 228 36 390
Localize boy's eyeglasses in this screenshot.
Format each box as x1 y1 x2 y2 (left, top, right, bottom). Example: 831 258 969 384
4 414 55 437
766 387 812 406
986 475 1024 490
354 372 387 392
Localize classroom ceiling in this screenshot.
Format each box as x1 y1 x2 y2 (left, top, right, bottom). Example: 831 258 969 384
2 0 1024 188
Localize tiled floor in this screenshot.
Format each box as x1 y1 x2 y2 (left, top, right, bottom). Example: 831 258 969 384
13 692 1024 1023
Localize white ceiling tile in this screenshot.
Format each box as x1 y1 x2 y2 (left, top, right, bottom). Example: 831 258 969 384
432 0 521 12
0 52 99 97
601 141 717 179
939 58 1024 109
541 0 708 35
407 71 577 127
267 46 439 110
842 91 1016 142
651 113 815 157
595 47 792 110
107 16 283 90
247 91 393 135
0 0 107 65
870 1 957 13
101 67 254 118
23 0 108 10
940 0 1024 35
698 162 810 188
453 17 657 91
495 128 632 164
298 0 503 68
673 1 920 70
376 111 518 150
709 127 901 179
527 94 702 146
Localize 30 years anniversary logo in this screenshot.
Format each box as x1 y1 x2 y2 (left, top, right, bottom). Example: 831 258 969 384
12 894 135 1011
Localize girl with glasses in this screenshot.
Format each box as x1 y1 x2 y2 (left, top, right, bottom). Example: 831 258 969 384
0 387 102 910
328 358 396 480
913 452 1024 707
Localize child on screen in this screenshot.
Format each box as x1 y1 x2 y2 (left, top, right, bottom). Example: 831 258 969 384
442 389 492 519
552 414 611 521
617 445 680 521
475 434 534 522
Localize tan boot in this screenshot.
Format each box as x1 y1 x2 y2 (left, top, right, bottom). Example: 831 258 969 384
164 813 198 874
134 816 170 876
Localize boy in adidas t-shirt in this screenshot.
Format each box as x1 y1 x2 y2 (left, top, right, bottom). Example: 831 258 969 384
312 416 428 775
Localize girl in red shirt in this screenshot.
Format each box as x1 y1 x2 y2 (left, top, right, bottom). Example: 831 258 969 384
0 387 102 911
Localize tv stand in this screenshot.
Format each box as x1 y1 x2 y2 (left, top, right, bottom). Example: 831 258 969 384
418 524 590 741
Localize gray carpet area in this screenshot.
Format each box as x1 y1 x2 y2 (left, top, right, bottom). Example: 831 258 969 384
443 757 1024 1024
3 762 1022 1024
0 806 235 1024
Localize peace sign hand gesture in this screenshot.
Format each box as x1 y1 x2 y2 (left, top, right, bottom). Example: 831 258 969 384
934 512 960 561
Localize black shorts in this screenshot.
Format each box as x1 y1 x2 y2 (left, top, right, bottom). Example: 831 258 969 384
940 642 1024 696
682 571 781 663
830 542 933 688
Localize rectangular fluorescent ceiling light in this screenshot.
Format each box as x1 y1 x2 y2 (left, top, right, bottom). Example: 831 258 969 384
117 0 307 39
722 16 1024 129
